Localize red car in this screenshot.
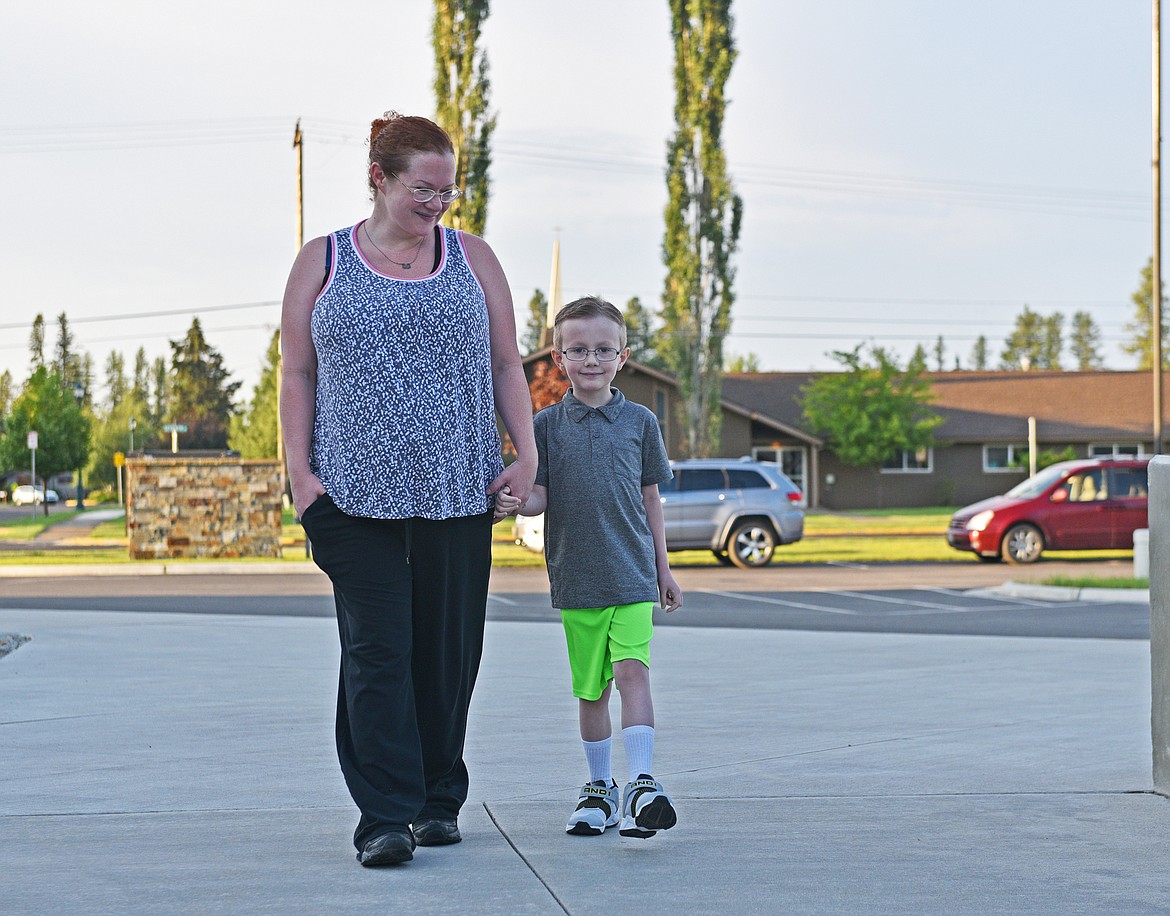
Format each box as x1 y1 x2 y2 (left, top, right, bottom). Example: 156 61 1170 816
946 457 1149 564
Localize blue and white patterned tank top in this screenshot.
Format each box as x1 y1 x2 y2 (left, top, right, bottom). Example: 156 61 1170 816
309 223 504 520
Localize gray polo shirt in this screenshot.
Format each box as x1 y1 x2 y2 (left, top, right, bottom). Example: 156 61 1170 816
534 388 672 609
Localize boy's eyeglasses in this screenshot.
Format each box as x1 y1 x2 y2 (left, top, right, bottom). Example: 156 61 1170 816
389 172 462 203
561 347 620 362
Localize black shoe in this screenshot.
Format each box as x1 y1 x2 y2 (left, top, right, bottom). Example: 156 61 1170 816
412 817 461 846
358 830 415 866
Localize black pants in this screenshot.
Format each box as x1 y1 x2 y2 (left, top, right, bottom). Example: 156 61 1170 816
300 494 493 850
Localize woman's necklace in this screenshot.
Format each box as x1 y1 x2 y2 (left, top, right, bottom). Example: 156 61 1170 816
363 223 427 270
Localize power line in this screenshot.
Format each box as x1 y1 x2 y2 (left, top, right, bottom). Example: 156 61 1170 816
0 117 1148 219
0 301 279 332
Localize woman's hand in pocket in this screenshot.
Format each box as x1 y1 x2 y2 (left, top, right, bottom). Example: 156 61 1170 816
291 473 327 519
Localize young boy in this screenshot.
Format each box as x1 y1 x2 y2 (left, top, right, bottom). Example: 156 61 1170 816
496 296 682 839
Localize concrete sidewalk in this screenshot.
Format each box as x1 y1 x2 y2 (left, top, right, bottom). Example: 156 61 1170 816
2 605 1169 914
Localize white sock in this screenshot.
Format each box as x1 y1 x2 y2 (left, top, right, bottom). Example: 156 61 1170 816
622 725 655 782
583 737 612 784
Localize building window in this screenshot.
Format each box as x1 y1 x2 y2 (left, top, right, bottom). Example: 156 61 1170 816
1088 443 1144 457
984 445 1028 472
880 448 932 473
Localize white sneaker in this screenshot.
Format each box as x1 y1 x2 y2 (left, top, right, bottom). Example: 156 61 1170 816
565 780 620 835
619 774 677 838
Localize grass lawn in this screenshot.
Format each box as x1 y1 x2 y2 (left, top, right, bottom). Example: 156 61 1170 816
0 509 86 541
0 504 1138 572
1043 575 1148 589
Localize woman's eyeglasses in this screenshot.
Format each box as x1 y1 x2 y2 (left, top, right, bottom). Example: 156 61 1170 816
389 172 462 204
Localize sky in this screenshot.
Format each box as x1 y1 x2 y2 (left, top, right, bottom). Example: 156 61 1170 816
0 1 1160 405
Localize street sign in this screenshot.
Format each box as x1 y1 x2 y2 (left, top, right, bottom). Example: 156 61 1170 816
27 431 37 449
114 451 125 468
162 424 188 433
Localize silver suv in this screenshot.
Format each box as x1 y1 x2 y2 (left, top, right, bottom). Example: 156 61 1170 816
513 458 804 569
661 458 804 568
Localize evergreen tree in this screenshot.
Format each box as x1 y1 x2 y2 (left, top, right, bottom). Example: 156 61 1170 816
432 0 495 235
660 0 742 457
1070 310 1105 370
933 335 945 372
167 318 241 449
908 343 929 372
81 352 95 407
0 367 91 515
624 296 665 368
970 335 989 370
521 289 547 355
132 347 151 404
29 313 45 369
0 369 11 434
801 345 942 469
1001 306 1062 370
229 330 281 459
104 351 127 411
151 356 168 430
1122 257 1169 369
53 312 78 382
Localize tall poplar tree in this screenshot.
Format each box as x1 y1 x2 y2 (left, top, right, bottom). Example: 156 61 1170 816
660 0 742 457
432 0 495 235
970 335 989 370
1070 310 1105 370
1122 257 1169 369
1001 306 1062 370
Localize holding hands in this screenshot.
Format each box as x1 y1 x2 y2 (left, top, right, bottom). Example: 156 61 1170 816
493 485 524 523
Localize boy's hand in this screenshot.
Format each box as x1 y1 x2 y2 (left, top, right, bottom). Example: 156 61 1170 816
493 486 523 523
659 572 683 613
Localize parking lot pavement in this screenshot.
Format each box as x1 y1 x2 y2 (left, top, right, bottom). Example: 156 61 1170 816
3 608 1169 913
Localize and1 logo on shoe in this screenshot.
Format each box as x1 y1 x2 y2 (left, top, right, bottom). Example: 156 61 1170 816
566 780 620 836
619 775 677 839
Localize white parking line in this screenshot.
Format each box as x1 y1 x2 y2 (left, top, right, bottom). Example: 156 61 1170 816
821 589 965 612
696 587 1107 618
929 586 1075 608
697 589 861 615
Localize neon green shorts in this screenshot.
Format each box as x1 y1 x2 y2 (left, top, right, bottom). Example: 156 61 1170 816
560 602 654 701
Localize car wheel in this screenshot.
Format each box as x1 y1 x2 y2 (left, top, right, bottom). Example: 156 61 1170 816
1001 523 1044 564
712 550 733 566
727 521 776 569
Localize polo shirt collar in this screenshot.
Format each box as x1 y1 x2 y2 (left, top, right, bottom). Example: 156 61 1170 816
563 388 626 423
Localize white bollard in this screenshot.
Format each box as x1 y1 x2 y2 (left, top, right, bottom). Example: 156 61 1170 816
1135 528 1150 579
1149 459 1170 795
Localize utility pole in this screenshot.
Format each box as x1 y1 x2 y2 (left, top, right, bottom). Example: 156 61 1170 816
293 119 304 251
1155 0 1164 454
276 120 304 504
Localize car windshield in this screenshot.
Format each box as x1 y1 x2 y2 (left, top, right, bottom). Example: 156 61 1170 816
1004 464 1069 499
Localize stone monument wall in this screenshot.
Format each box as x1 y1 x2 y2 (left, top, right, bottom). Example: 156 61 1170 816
126 457 282 559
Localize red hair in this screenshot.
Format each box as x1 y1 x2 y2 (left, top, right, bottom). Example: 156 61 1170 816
368 111 454 194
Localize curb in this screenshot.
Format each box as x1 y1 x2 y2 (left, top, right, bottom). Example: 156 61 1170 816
978 581 1151 604
0 562 321 578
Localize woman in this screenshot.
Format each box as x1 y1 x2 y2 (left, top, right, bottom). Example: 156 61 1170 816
280 111 537 867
